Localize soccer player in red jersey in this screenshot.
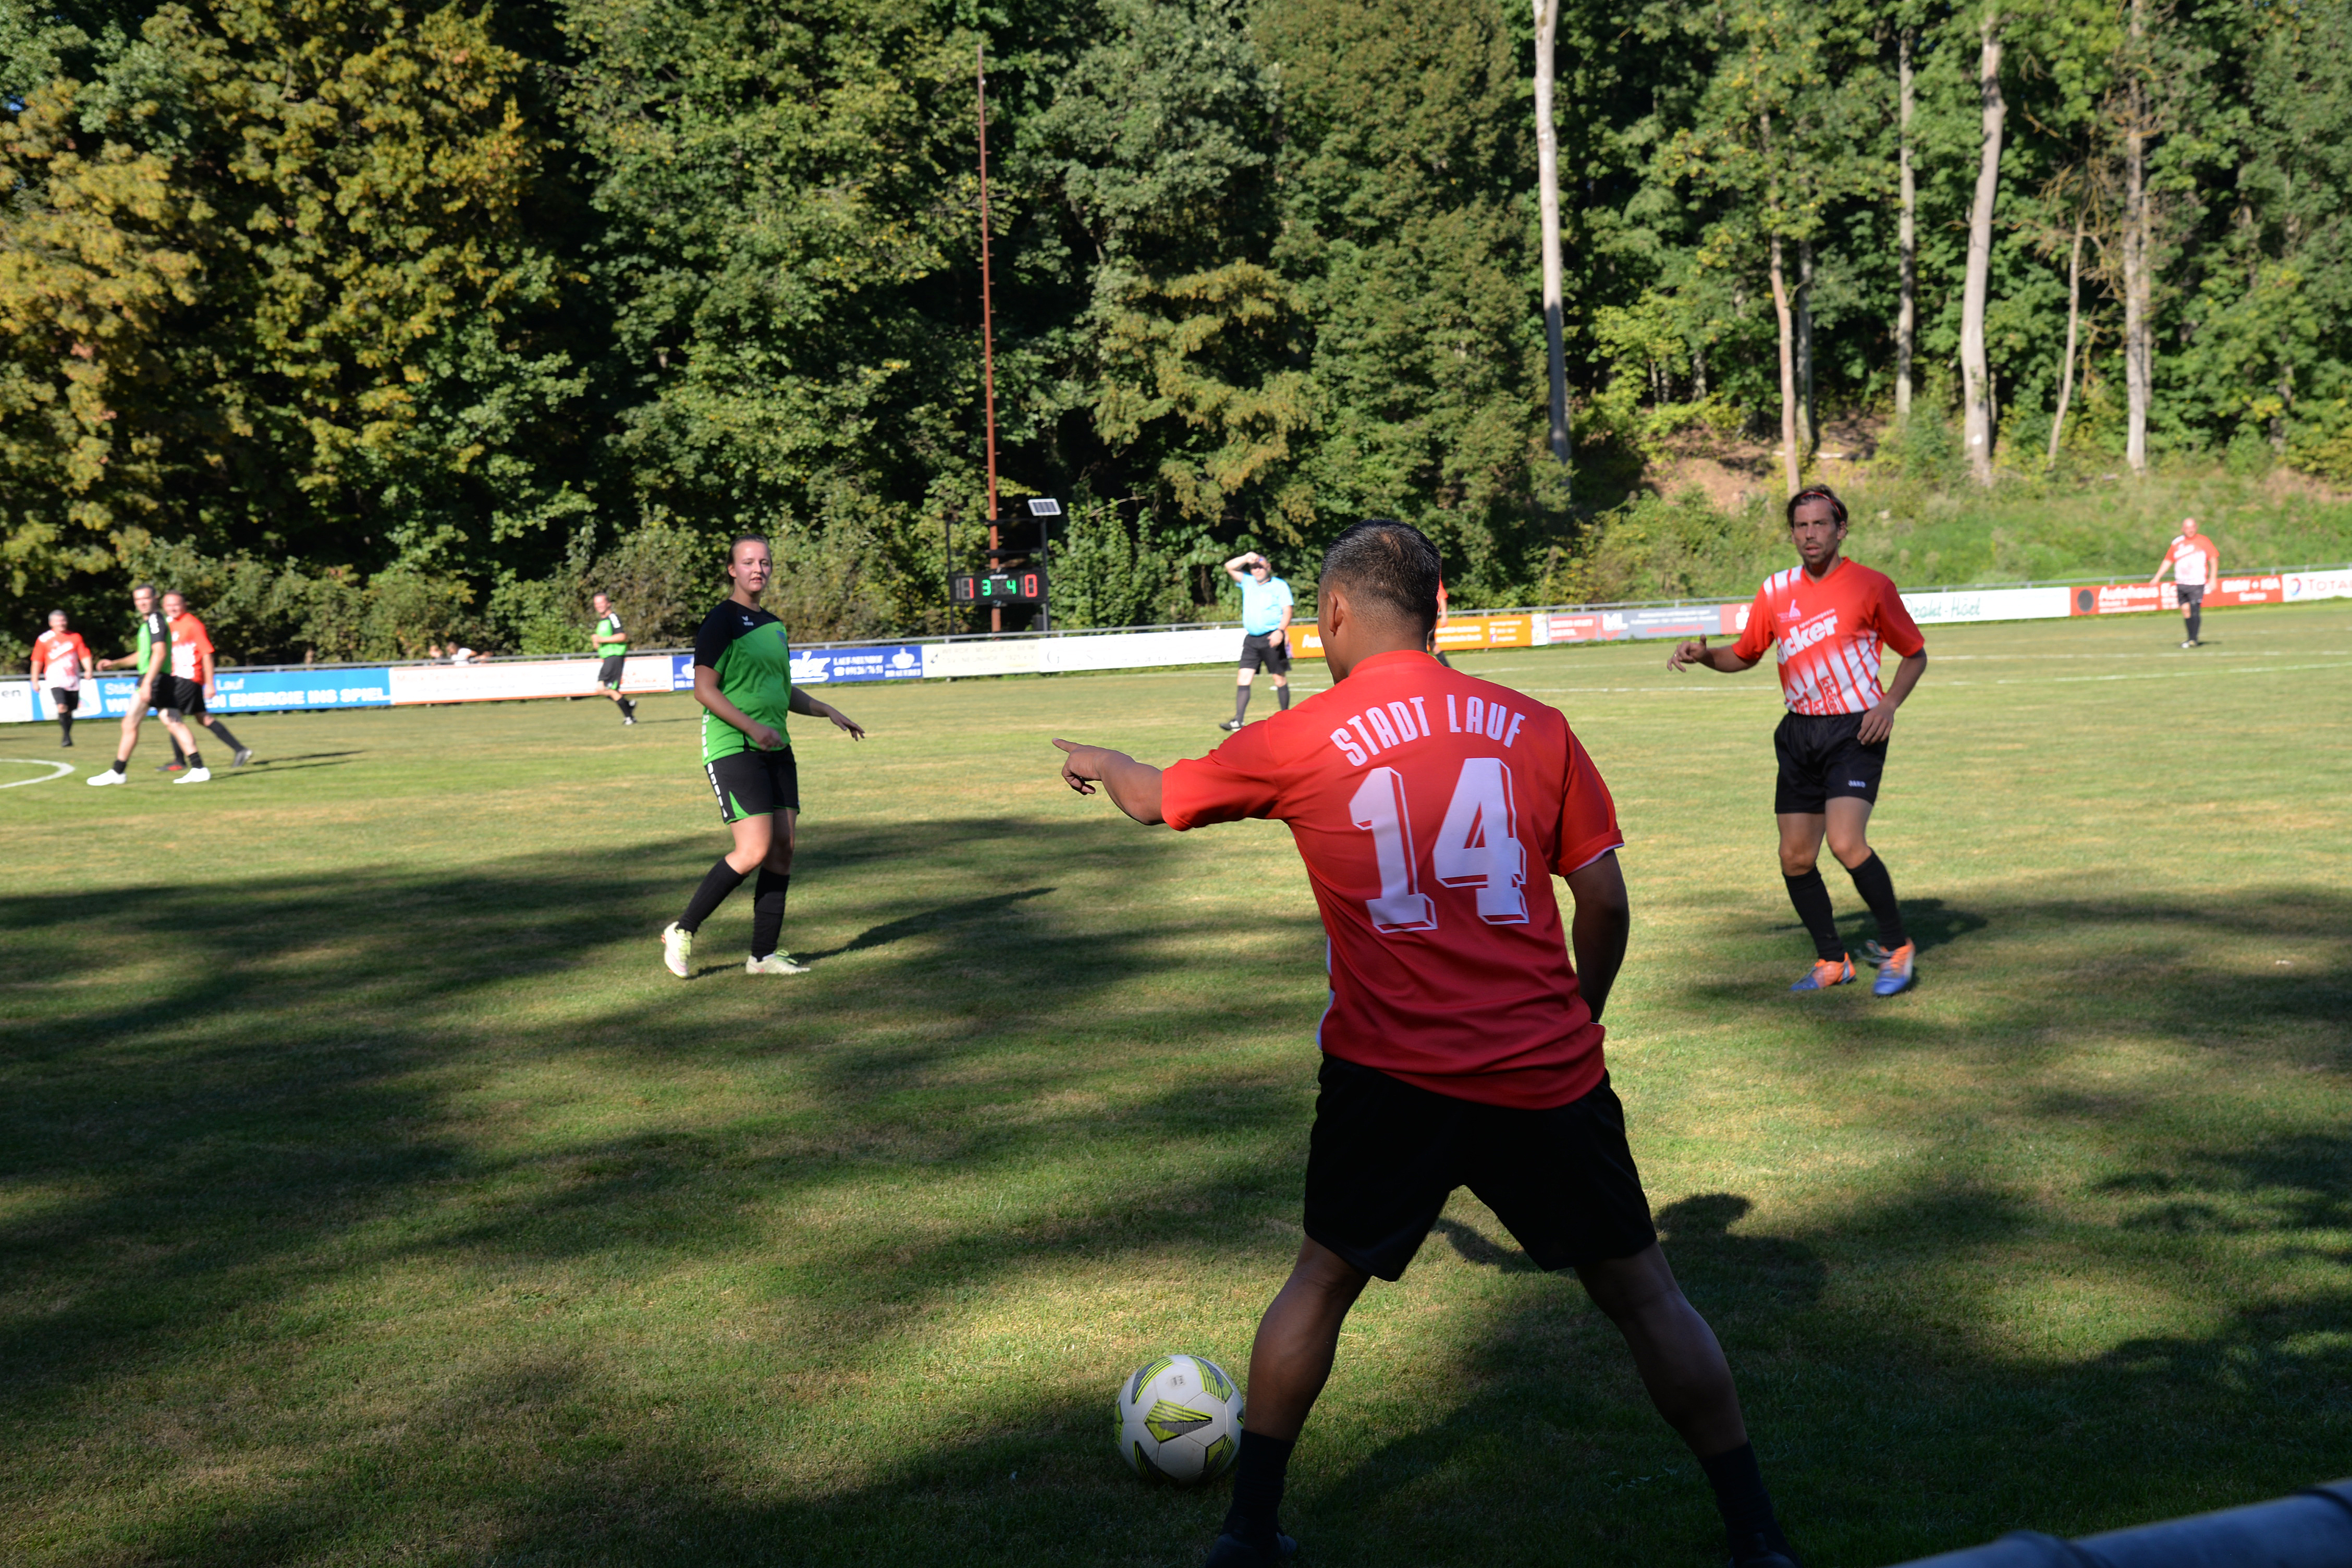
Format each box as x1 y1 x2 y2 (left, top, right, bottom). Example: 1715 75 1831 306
1668 485 1928 996
30 610 93 748
161 592 254 774
1056 520 1800 1568
2150 516 2219 648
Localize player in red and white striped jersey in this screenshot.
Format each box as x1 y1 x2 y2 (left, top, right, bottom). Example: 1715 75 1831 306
1669 486 1929 996
1057 520 1800 1568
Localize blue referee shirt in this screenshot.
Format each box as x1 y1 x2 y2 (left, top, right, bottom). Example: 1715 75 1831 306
1239 574 1293 635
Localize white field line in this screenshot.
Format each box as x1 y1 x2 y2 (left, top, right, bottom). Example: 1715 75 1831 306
0 758 75 788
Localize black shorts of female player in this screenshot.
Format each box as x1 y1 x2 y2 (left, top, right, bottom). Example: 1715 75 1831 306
705 747 799 825
1302 1055 1658 1280
1239 632 1291 676
1772 710 1886 815
598 654 628 689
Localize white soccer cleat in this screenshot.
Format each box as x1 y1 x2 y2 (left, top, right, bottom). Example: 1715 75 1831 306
744 952 812 975
662 922 692 978
174 766 212 784
86 769 126 787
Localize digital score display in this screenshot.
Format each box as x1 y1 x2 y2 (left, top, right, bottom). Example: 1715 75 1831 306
951 569 1047 605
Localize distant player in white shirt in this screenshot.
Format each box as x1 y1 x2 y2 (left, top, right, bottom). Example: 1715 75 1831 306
2150 517 2220 648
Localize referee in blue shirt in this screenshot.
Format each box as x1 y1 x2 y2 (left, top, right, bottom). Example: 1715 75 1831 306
1220 551 1295 731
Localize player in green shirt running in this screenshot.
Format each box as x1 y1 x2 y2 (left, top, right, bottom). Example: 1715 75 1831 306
85 583 205 787
589 592 638 725
662 534 866 977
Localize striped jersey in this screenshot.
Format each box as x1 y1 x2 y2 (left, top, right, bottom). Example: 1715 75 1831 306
1732 558 1925 717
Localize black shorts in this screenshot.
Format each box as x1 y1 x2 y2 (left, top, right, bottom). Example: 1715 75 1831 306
1773 710 1886 815
705 747 799 824
598 654 628 688
155 676 206 718
1239 632 1290 675
50 688 78 714
2175 583 2205 607
1302 1056 1658 1281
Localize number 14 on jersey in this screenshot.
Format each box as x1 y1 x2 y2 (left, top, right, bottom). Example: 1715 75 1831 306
1348 758 1528 934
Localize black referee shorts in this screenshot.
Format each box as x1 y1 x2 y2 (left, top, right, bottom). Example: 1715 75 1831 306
705 746 799 825
1302 1056 1658 1281
1773 710 1886 815
1239 632 1291 676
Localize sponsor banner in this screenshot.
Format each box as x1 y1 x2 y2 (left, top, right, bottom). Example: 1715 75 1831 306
0 679 31 725
2207 574 2285 608
203 667 394 712
1623 606 1727 640
1039 627 1236 673
921 639 1044 679
2285 569 2352 602
2071 579 2286 616
388 654 671 704
1902 586 2073 625
1547 613 1615 643
790 644 925 683
1297 614 1536 657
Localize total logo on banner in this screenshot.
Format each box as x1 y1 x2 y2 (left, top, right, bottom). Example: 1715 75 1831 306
790 645 923 684
2285 570 2352 602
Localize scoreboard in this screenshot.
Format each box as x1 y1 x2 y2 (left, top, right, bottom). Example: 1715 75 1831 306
951 569 1046 605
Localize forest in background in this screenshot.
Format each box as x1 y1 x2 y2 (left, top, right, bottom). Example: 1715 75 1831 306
3 0 2350 665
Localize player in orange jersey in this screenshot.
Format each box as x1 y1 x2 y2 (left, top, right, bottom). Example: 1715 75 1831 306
160 593 254 774
30 609 93 748
2150 516 2220 648
1056 520 1800 1568
1669 485 1928 996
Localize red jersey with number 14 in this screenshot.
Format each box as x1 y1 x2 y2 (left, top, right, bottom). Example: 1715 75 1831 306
1161 650 1624 1110
1733 557 1925 716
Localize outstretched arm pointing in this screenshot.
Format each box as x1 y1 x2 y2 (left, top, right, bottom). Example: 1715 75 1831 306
1054 739 1165 826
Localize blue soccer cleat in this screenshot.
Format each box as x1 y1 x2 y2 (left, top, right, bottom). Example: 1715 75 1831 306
1871 942 1916 997
1790 957 1854 992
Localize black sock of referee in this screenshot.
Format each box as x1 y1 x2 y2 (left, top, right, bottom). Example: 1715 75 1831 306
678 856 747 933
1233 685 1251 724
1221 1429 1295 1548
749 869 789 959
1782 869 1844 962
1699 1442 1794 1560
1843 853 1909 951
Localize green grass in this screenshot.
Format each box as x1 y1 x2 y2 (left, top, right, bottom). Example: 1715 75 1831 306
4 601 2349 1567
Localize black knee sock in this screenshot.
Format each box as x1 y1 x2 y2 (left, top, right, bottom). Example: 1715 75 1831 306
204 718 243 751
1277 684 1291 710
750 869 789 959
1843 853 1908 950
114 748 133 771
170 737 187 766
2186 604 2202 642
1234 686 1252 724
1782 869 1845 962
185 749 204 769
1221 1430 1296 1547
58 713 71 742
1699 1442 1792 1559
678 856 747 933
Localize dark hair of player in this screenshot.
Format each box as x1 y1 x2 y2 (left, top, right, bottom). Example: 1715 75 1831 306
133 581 157 596
1785 484 1848 529
1320 518 1441 636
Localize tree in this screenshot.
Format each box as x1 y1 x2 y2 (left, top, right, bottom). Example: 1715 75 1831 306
1958 6 2006 485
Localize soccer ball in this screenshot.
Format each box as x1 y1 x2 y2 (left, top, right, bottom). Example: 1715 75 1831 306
1116 1353 1243 1484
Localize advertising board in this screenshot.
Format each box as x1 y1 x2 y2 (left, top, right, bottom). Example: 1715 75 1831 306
387 654 672 704
921 640 1044 679
0 679 32 725
1901 586 2072 625
1038 628 1235 673
789 645 925 683
2285 570 2352 602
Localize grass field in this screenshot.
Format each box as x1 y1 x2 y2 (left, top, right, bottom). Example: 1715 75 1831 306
4 602 2349 1568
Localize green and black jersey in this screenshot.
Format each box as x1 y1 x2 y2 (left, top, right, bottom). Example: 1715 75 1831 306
693 601 793 764
593 610 628 657
132 607 170 680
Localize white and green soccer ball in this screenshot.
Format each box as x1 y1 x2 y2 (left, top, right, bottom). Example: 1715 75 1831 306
1116 1353 1243 1484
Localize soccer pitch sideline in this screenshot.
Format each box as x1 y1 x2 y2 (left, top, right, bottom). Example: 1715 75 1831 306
2 604 2346 1568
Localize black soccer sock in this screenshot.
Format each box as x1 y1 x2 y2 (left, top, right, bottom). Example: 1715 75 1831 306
1699 1442 1793 1560
1277 684 1291 710
58 712 71 742
204 718 243 750
1221 1429 1296 1548
1843 852 1909 951
185 750 204 769
1234 686 1252 724
678 856 748 934
114 748 133 771
749 869 790 959
169 738 187 766
1782 869 1845 962
2186 604 2202 642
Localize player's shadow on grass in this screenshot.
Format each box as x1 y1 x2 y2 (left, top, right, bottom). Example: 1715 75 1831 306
1768 895 1985 962
795 884 1056 963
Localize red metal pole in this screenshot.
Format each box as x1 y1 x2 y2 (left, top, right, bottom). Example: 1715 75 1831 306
976 44 1001 632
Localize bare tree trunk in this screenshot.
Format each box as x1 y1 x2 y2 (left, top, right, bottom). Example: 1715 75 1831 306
2123 0 2151 475
2047 214 2085 468
1796 240 1817 458
1534 0 1571 472
1692 340 1708 400
1769 231 1802 498
1896 26 1917 424
1960 10 2005 486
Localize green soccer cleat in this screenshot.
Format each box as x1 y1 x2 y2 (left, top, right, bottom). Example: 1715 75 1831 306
661 922 692 978
744 952 812 975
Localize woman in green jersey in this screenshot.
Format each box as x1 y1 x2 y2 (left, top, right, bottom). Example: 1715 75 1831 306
662 535 865 977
